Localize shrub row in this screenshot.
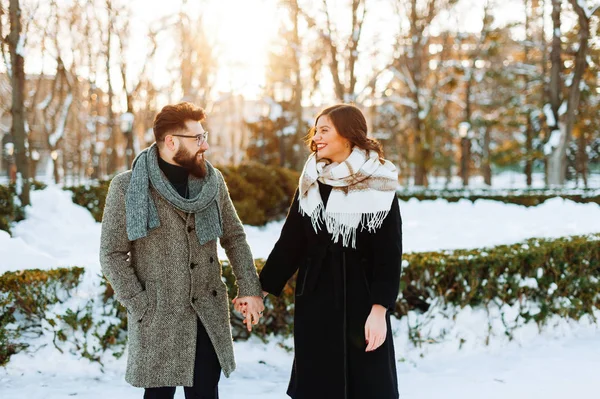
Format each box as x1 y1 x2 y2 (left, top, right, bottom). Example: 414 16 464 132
223 233 600 340
64 163 300 226
3 233 599 366
397 188 600 207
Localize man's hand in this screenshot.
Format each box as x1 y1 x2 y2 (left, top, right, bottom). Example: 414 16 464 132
232 296 265 331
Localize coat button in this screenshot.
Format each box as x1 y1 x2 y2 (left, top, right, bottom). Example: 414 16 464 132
209 257 214 263
190 262 196 269
212 290 217 297
188 226 194 233
192 297 197 303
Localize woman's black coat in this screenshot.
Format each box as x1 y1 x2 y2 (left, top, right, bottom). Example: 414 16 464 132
259 182 403 399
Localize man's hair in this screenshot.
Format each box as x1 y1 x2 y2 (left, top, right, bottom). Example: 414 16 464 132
153 102 206 145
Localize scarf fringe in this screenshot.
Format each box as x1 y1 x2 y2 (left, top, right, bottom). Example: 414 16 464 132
300 204 390 248
299 201 325 233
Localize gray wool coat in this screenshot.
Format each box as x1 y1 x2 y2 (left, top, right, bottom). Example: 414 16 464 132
99 169 262 388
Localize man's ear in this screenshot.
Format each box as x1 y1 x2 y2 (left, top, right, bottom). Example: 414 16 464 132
163 135 176 151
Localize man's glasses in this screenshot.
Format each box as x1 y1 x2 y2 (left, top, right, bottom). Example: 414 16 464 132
170 132 209 147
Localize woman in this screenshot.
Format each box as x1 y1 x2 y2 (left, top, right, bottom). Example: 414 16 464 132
242 104 402 399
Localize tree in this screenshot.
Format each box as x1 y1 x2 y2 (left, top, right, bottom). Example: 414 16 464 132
390 0 459 187
545 0 599 185
301 0 367 102
6 0 30 204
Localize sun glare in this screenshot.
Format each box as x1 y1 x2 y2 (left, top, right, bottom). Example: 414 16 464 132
203 0 280 97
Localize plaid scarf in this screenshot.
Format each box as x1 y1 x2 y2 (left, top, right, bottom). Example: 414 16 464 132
298 147 398 248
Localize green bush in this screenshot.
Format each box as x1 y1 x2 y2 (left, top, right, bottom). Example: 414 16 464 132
222 233 600 341
65 164 300 226
0 184 25 234
219 162 299 226
0 267 85 365
397 188 600 207
3 233 599 366
65 181 111 223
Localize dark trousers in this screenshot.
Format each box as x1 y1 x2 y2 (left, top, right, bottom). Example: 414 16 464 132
144 317 222 399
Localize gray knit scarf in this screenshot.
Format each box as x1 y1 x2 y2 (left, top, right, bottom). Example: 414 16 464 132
125 143 222 245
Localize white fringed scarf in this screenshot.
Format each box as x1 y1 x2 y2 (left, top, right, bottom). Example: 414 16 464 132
298 147 398 248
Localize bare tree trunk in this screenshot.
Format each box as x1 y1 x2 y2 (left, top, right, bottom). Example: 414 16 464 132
545 0 562 185
524 0 533 187
549 0 562 120
461 75 472 187
8 0 30 205
301 0 365 102
525 116 533 186
482 126 492 185
291 0 304 170
105 0 117 175
548 0 592 185
409 0 426 187
577 130 588 188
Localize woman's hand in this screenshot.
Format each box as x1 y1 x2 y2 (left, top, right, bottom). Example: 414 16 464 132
364 304 387 352
232 296 265 331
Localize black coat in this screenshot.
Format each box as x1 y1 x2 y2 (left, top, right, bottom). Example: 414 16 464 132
259 182 403 399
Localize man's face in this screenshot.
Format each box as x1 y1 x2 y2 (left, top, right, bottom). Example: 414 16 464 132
173 120 210 178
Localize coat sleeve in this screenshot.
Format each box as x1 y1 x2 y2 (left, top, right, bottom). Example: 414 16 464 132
99 173 149 322
370 197 403 309
216 170 263 298
259 189 306 297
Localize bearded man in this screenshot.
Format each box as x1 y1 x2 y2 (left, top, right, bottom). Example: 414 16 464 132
100 102 264 399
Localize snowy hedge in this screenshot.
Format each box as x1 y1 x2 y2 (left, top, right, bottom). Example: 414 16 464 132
0 181 47 234
64 163 300 226
3 233 599 366
397 188 600 207
0 184 25 234
0 267 84 366
222 233 600 341
66 181 111 223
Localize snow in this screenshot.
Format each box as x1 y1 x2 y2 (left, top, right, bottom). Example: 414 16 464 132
558 100 567 116
388 94 418 109
543 129 562 155
15 33 26 57
1 303 599 398
1 182 600 398
543 103 556 126
36 93 52 110
1 186 101 274
225 196 600 259
49 94 74 147
281 125 296 136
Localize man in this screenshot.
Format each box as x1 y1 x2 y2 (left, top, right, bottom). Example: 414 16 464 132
100 102 264 399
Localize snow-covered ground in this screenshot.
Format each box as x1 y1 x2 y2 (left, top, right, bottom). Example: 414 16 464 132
1 184 600 398
238 195 600 259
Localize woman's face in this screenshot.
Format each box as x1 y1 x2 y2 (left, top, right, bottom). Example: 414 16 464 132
313 115 351 163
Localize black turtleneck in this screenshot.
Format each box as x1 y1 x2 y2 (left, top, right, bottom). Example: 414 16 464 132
158 156 190 199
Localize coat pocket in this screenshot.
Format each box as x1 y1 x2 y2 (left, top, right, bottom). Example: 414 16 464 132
140 281 157 326
295 257 312 297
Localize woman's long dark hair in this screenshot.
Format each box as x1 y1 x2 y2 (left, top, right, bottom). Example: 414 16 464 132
305 104 385 163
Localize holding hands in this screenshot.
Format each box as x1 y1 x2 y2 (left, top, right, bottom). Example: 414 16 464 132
232 293 266 331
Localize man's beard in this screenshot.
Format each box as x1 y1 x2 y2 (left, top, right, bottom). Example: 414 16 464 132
173 146 207 178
